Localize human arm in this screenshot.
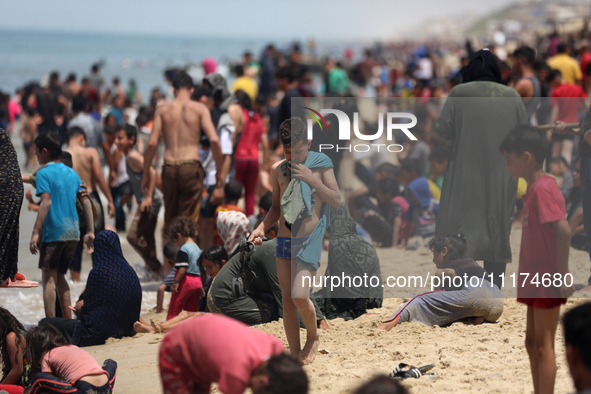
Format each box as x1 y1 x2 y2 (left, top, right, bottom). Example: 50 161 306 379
290 164 341 208
249 163 282 243
392 216 402 248
570 207 584 234
552 219 574 297
260 131 270 171
0 332 24 385
130 152 155 212
91 149 115 218
22 174 30 184
142 106 162 195
101 140 115 184
201 107 225 204
30 193 50 254
171 267 186 293
79 190 95 255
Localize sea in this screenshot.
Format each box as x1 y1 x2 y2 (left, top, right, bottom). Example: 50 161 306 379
0 28 358 326
0 28 362 99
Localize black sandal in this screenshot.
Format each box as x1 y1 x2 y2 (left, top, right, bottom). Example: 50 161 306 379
390 363 435 379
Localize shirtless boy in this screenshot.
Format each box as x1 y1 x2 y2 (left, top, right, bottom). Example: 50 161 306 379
142 71 224 244
250 118 341 364
66 126 115 281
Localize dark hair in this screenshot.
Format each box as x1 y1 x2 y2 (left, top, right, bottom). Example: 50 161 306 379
172 71 194 90
67 126 86 142
34 132 62 160
234 64 245 77
26 107 37 117
0 307 25 381
258 191 273 212
113 77 120 85
253 354 308 394
66 73 76 83
499 124 548 163
513 46 536 66
400 158 420 175
170 216 197 239
198 245 229 277
225 179 243 202
191 85 212 102
103 113 118 133
121 123 138 144
163 242 179 261
25 324 70 376
546 69 562 84
135 106 152 127
377 177 400 197
375 162 400 179
280 117 307 147
352 375 408 394
60 151 73 168
428 234 467 260
429 146 451 163
72 94 87 113
563 302 591 370
557 43 568 53
275 66 297 83
235 89 253 111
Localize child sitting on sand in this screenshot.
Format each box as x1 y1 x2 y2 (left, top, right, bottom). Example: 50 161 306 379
134 245 228 334
378 234 503 331
0 308 28 394
167 216 203 320
500 124 574 393
25 324 117 394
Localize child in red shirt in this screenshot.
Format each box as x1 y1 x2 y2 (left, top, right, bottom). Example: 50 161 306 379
501 124 574 394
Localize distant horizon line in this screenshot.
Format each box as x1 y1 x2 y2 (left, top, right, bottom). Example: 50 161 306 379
0 26 374 45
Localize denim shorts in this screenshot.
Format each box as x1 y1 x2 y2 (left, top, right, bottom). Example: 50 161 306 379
275 236 310 259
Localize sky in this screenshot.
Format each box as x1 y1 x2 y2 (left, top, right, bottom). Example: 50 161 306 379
3 0 520 41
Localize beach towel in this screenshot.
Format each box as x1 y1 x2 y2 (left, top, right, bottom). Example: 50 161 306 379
72 231 142 347
280 151 334 270
0 128 24 282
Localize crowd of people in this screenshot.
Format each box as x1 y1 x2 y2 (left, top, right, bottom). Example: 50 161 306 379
1 25 591 393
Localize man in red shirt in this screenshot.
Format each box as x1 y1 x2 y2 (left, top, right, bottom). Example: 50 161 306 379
547 69 589 165
159 314 308 394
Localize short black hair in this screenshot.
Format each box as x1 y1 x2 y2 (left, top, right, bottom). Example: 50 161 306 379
428 234 467 260
72 95 87 113
377 177 400 197
234 64 245 77
121 123 138 143
375 162 400 179
513 46 536 66
258 191 273 212
353 375 408 394
563 302 591 370
135 106 152 127
275 66 297 83
191 85 212 102
254 354 308 394
60 151 73 168
34 132 62 160
400 158 420 175
499 124 549 163
224 180 243 202
280 117 307 147
66 73 76 83
546 69 562 84
429 146 451 163
172 71 194 90
163 242 179 261
557 43 568 53
67 126 86 142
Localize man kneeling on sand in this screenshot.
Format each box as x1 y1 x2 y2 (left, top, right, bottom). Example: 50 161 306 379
159 313 308 394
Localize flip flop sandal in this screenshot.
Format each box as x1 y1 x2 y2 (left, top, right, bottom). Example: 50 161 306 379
390 363 435 380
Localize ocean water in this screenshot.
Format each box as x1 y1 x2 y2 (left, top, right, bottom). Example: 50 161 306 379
0 29 357 99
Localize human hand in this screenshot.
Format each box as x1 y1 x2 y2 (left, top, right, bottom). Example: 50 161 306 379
84 232 95 255
141 177 149 195
140 197 152 213
210 185 224 206
290 162 316 185
584 129 591 146
249 228 265 245
553 121 580 135
108 202 116 218
171 283 179 293
30 232 40 255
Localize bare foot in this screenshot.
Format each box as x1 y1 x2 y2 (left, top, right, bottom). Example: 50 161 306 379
150 318 163 333
299 334 320 365
377 316 399 331
318 319 330 330
471 317 485 325
134 321 154 334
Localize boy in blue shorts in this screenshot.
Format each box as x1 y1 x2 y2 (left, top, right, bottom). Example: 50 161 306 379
250 118 341 364
500 124 574 394
30 133 95 319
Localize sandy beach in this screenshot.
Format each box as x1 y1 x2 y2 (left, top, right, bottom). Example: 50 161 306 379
79 225 591 394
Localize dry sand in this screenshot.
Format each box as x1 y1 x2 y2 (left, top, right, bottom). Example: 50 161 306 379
83 226 591 394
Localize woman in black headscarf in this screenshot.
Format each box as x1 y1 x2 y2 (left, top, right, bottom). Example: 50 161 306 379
0 128 24 285
436 49 528 288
